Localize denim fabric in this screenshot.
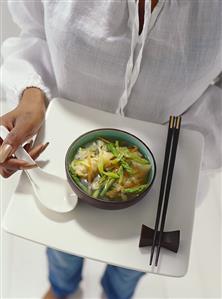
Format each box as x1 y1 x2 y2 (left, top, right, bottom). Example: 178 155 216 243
101 265 145 299
46 248 145 299
46 248 84 298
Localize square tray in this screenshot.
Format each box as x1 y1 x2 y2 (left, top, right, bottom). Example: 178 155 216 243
2 98 203 277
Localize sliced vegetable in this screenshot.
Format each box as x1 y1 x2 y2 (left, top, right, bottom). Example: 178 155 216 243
118 165 124 184
71 173 89 193
91 176 106 198
127 153 150 165
123 184 149 194
121 159 133 173
98 153 104 175
107 143 119 156
87 155 93 182
102 170 119 179
92 188 100 198
100 178 116 197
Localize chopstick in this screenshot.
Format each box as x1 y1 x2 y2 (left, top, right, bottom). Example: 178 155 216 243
149 115 182 267
155 116 181 266
154 116 181 266
149 115 175 266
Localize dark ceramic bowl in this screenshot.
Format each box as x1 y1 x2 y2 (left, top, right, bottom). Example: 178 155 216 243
65 128 156 210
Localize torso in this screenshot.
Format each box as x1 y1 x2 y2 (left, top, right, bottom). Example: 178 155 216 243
44 0 221 123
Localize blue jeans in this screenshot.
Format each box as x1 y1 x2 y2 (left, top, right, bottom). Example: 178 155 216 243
47 248 145 299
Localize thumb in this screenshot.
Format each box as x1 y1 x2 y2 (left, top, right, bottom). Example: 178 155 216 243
0 125 28 163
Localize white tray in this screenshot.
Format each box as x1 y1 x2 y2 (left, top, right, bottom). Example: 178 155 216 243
2 98 203 277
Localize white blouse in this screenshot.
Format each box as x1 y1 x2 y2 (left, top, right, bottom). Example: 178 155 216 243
1 0 222 170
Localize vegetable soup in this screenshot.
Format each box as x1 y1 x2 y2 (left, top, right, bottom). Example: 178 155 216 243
69 137 152 201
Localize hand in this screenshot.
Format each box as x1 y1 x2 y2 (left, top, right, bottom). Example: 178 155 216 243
0 87 48 178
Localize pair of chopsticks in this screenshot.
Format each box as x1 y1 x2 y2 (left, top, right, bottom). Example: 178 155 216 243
150 115 182 266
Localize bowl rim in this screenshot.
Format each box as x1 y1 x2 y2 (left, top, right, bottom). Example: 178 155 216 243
65 128 157 204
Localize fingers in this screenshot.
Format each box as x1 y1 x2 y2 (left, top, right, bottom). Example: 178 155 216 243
1 126 28 159
0 126 23 163
0 143 13 163
0 113 19 162
0 167 15 178
0 142 49 170
2 158 37 171
28 142 49 160
0 167 15 179
0 110 44 163
0 113 14 131
0 141 49 178
24 140 33 152
0 159 34 178
0 138 35 177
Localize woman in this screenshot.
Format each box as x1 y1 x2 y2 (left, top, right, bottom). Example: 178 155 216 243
0 1 221 299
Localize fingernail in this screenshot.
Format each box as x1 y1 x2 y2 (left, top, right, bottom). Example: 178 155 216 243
41 142 49 151
20 163 38 170
0 144 13 163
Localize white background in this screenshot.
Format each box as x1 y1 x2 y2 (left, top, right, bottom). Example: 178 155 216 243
0 1 222 298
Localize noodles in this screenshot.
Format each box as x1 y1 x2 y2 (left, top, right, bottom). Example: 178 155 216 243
69 138 151 201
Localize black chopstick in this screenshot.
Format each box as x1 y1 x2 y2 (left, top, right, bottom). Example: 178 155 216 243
154 116 182 266
149 115 175 266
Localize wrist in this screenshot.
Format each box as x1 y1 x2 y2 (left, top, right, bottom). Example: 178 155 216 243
19 87 46 112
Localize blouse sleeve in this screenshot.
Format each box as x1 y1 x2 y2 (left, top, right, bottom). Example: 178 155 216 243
181 79 222 171
0 1 57 107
